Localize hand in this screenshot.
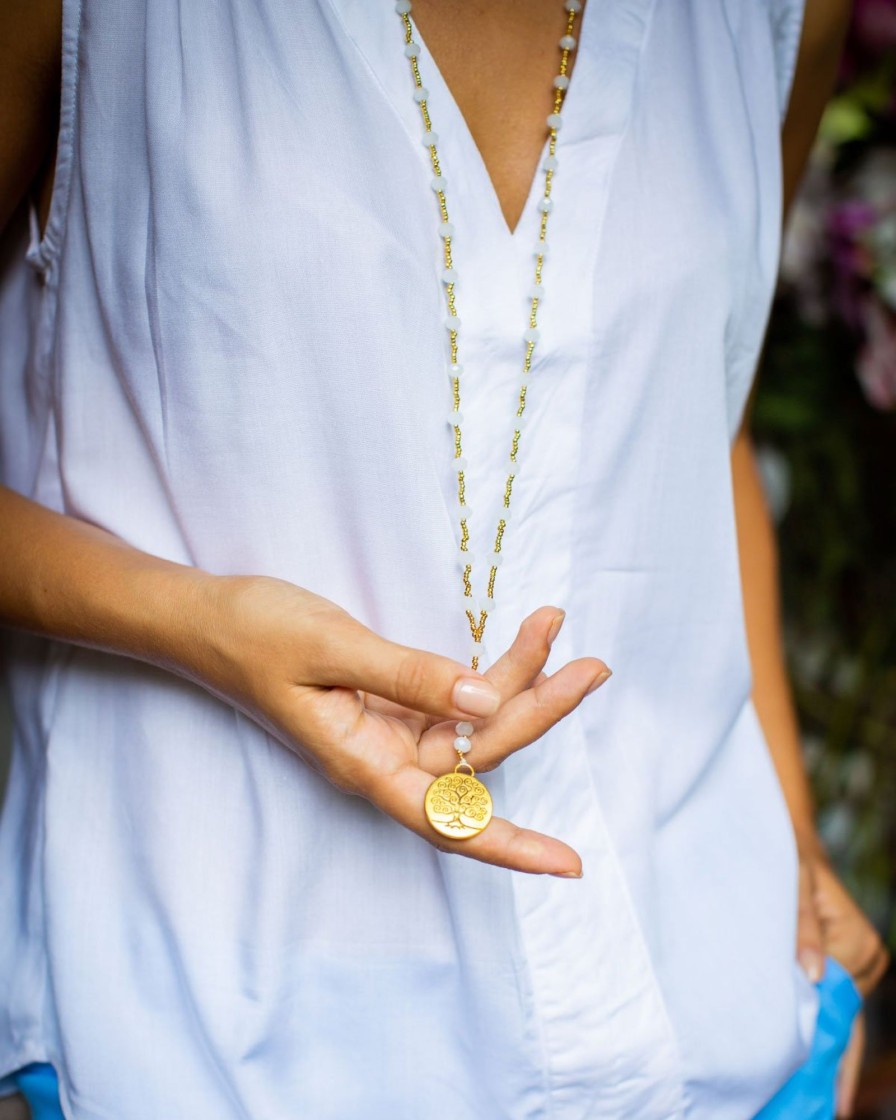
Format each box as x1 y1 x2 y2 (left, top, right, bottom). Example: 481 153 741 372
198 576 610 876
796 837 890 1117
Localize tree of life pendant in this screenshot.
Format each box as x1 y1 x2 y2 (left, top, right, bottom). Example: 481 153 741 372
424 764 493 840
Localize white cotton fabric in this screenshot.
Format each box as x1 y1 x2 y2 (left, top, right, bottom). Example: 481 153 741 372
0 1 815 1116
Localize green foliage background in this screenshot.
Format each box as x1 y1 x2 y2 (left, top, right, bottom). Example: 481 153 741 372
755 313 896 945
754 31 896 953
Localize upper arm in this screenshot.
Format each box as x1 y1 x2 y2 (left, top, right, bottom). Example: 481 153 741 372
736 0 850 442
780 0 851 218
0 0 63 238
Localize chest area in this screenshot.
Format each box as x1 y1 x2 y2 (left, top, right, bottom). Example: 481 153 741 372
406 0 581 234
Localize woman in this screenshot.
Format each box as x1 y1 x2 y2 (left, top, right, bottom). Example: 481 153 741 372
0 0 888 1116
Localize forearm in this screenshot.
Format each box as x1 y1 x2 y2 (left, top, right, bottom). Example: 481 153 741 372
731 430 821 851
0 484 218 682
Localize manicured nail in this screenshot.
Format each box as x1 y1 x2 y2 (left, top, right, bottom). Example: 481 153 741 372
586 668 612 694
453 678 501 716
798 947 825 984
547 611 566 647
555 869 584 879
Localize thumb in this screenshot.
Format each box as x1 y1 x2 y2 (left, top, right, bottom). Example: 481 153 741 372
318 616 502 719
797 854 826 985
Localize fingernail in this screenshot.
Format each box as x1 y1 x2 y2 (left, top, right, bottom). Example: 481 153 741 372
453 678 501 716
798 947 825 984
547 611 566 647
555 869 584 879
586 668 612 694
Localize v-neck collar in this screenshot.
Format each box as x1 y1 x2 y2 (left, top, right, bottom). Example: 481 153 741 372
323 0 657 656
325 0 599 251
406 3 597 241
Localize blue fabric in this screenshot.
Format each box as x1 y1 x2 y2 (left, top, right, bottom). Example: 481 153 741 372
8 1062 64 1120
0 960 862 1120
755 957 863 1119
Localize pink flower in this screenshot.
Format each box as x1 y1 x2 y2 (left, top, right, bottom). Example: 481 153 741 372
853 0 896 54
828 201 878 327
856 297 896 410
840 0 896 85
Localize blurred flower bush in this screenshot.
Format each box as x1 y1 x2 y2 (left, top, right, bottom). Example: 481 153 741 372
754 3 896 944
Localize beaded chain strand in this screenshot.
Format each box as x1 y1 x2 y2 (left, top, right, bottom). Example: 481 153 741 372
397 0 580 777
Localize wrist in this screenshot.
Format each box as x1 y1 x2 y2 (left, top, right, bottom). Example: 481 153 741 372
173 572 290 706
136 565 241 687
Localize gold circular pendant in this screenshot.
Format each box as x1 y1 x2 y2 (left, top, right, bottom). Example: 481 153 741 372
424 772 493 840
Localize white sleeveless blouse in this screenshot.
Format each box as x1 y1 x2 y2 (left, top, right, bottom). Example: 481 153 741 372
0 1 817 1116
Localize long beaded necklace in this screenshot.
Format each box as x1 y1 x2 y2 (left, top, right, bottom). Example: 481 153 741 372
395 0 582 840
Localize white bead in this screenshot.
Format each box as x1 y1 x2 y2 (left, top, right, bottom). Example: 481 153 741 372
537 197 554 213
446 314 460 332
447 409 463 426
454 735 472 754
507 457 520 474
553 74 570 90
421 130 439 147
533 239 549 257
413 87 429 103
483 597 496 612
442 268 458 285
547 113 563 131
560 35 577 50
439 222 454 239
469 642 485 661
454 456 467 472
449 363 463 379
458 549 474 566
530 283 545 300
542 154 559 172
489 552 504 568
458 505 473 521
500 503 514 523
395 0 412 12
513 408 530 429
404 41 420 57
565 0 582 12
431 175 447 192
524 327 541 344
455 721 474 737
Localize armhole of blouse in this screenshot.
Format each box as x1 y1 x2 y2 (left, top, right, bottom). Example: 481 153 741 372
25 0 84 282
768 0 807 124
